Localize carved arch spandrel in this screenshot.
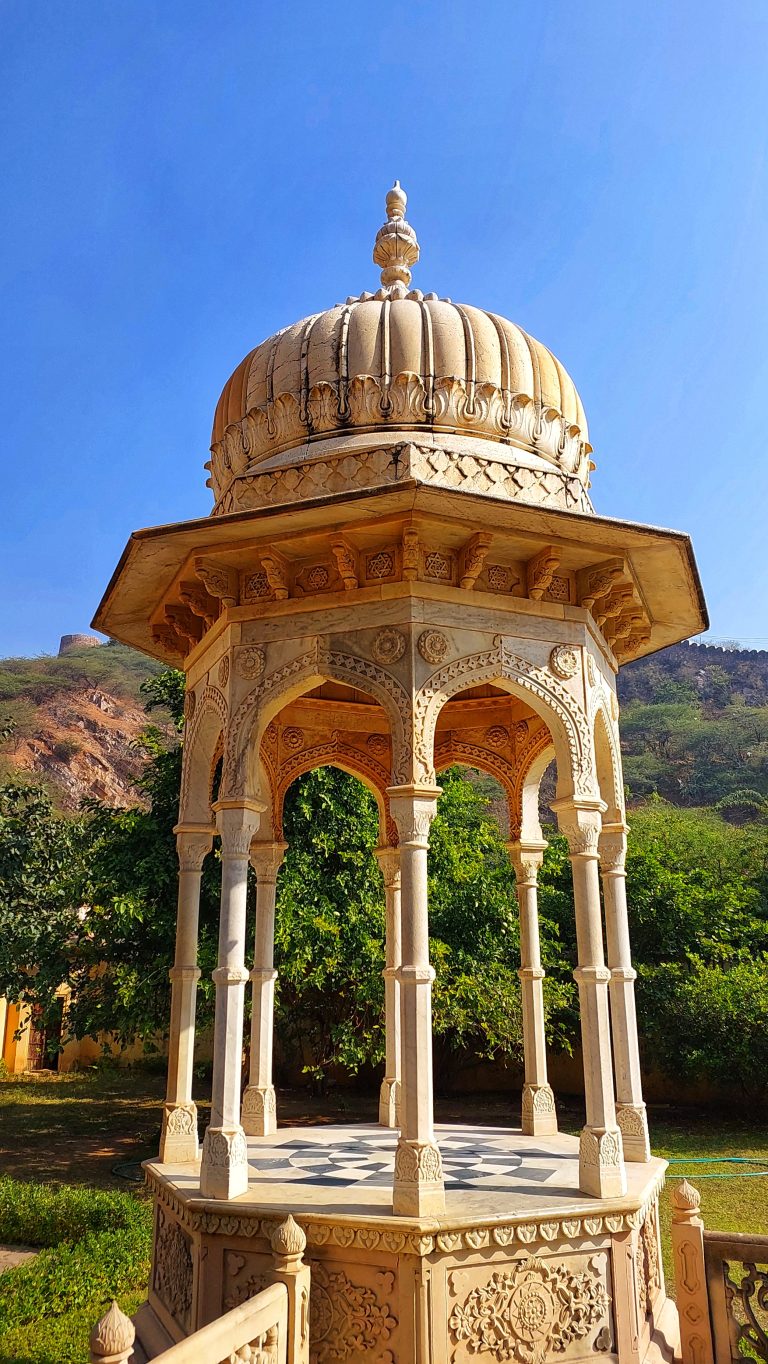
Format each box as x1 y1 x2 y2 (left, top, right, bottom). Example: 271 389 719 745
267 735 396 845
512 730 556 842
415 639 597 802
179 685 228 824
434 738 516 805
222 645 411 805
592 703 625 826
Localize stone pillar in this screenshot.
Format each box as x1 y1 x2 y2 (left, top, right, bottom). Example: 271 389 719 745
388 786 445 1216
241 841 286 1137
270 1215 311 1364
670 1181 714 1364
376 847 402 1128
600 822 651 1162
508 840 557 1136
159 824 213 1163
200 801 262 1200
555 799 626 1199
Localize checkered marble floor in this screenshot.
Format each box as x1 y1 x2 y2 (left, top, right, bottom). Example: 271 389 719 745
247 1124 560 1192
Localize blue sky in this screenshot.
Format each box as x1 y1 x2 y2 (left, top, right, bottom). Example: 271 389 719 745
1 1 767 656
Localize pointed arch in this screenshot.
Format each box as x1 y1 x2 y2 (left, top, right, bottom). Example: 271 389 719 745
415 639 597 802
222 645 411 804
179 685 228 824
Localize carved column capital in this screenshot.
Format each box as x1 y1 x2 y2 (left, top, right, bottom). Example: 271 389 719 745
174 825 214 873
249 841 287 882
599 823 628 875
386 785 441 846
507 840 547 883
213 802 264 858
552 799 605 858
374 846 401 889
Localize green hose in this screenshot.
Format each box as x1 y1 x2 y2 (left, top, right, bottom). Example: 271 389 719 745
666 1157 768 1180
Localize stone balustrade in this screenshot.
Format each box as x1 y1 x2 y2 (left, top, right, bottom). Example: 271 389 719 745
672 1179 768 1364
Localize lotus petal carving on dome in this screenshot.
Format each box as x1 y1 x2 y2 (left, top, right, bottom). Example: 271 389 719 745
308 382 340 434
387 372 427 423
347 374 384 426
271 391 304 448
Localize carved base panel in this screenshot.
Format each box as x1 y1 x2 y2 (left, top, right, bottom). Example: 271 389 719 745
521 1084 559 1137
241 1084 278 1137
140 1156 675 1364
616 1104 652 1164
378 1078 400 1130
159 1102 199 1164
199 1125 249 1199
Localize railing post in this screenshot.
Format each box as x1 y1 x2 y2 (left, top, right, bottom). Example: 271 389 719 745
89 1301 135 1364
671 1180 715 1364
271 1215 310 1364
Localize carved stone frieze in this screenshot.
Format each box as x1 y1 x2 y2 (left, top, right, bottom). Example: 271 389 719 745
237 646 266 680
417 629 449 665
212 439 594 518
153 1208 193 1331
394 1138 443 1184
371 628 406 665
549 645 579 680
309 1262 397 1362
449 1255 610 1363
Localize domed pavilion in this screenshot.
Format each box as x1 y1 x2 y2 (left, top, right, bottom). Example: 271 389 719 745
95 185 707 1362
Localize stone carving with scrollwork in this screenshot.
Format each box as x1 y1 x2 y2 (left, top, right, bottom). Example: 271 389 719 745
448 1255 610 1363
222 643 412 799
414 639 596 798
179 685 228 819
309 1261 397 1362
145 1160 666 1254
153 1208 193 1330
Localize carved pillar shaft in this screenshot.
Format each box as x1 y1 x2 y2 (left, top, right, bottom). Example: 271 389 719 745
242 842 286 1137
555 800 626 1199
200 802 262 1200
160 825 213 1163
600 823 651 1161
508 841 557 1136
376 847 402 1128
388 786 445 1217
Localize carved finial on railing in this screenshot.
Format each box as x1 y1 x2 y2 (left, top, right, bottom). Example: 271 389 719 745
270 1213 306 1263
270 1216 310 1364
373 181 420 297
90 1300 135 1364
672 1178 702 1221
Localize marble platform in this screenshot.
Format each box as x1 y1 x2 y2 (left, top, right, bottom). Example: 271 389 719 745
140 1122 678 1362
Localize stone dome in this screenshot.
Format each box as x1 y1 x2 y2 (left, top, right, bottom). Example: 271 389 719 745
207 184 593 517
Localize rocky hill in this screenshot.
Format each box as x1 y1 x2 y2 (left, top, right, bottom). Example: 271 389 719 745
0 641 167 811
1 636 767 816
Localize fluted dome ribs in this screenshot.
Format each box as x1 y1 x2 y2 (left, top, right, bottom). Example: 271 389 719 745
205 186 593 517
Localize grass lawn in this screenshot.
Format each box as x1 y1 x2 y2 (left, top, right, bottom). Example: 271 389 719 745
0 1071 765 1362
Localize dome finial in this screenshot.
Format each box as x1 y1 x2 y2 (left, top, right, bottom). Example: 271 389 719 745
373 180 420 297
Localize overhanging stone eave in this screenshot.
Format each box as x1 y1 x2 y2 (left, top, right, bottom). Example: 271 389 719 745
92 479 707 666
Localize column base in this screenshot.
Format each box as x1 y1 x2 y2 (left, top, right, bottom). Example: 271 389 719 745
378 1077 400 1129
521 1083 558 1137
200 1125 249 1199
616 1102 652 1162
578 1126 627 1198
159 1102 199 1163
393 1138 446 1216
241 1084 277 1136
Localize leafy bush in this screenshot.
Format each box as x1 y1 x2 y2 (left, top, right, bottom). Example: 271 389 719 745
0 1180 151 1364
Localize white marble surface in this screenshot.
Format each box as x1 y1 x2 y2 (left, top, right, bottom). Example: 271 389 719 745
157 1122 664 1225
